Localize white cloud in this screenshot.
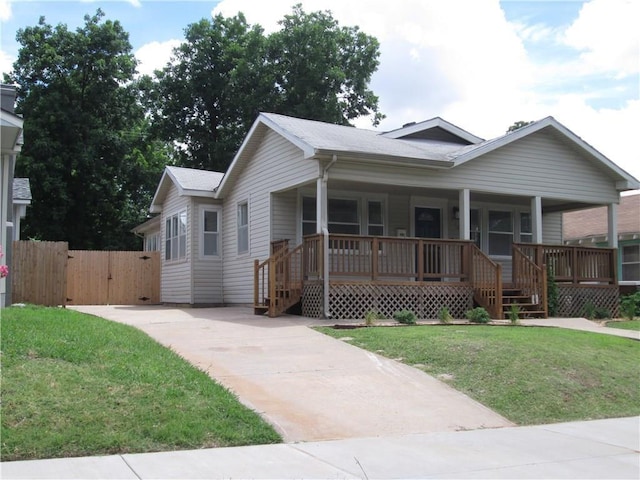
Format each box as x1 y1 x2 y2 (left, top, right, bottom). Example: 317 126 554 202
135 39 182 77
211 0 640 181
562 0 639 78
0 0 11 22
0 49 15 79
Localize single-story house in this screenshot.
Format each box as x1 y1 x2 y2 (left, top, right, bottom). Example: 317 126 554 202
564 193 639 292
1 84 24 308
141 112 640 319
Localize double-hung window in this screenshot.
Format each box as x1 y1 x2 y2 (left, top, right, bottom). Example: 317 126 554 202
488 210 513 256
367 201 384 236
621 244 640 281
165 211 187 261
328 198 360 235
202 209 220 257
237 202 249 254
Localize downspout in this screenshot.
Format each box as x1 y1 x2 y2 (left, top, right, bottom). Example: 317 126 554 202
321 155 337 319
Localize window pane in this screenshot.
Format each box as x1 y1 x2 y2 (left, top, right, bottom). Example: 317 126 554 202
622 245 639 263
520 233 532 244
520 212 532 234
368 201 382 225
302 221 317 236
172 238 178 259
238 227 248 252
179 212 187 234
204 233 218 256
172 216 178 237
368 225 384 236
204 211 217 232
489 233 512 256
329 198 358 223
238 203 248 226
329 223 360 235
622 263 639 281
165 239 171 260
489 211 512 233
179 234 186 258
302 196 316 221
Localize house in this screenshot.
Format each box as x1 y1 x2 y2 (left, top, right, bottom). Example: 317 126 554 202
0 84 24 308
563 193 639 293
12 178 31 241
144 112 640 319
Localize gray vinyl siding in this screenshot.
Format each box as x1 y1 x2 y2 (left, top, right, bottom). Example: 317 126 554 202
222 129 319 304
543 212 563 244
329 130 620 205
272 190 298 243
192 198 223 304
161 186 191 303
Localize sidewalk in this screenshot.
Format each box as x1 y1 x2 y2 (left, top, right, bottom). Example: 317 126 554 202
520 317 640 340
2 416 638 479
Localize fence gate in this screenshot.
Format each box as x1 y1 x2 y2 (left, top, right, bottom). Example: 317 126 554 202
66 251 160 305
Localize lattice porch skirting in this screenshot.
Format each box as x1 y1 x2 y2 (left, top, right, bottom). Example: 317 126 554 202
302 281 474 320
557 284 619 317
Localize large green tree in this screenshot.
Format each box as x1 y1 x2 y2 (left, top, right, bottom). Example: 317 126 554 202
6 10 165 249
146 5 383 172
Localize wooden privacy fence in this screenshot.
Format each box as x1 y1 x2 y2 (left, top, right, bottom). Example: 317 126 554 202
11 241 160 306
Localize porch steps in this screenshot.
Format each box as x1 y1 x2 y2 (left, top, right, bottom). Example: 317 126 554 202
501 288 545 319
255 288 302 316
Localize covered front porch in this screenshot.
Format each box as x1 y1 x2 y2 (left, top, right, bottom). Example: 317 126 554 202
254 234 618 320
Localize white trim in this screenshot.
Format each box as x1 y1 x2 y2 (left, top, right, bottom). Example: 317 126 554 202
199 205 222 260
164 209 187 263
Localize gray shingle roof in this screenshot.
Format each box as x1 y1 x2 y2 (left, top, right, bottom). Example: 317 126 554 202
166 165 224 192
261 113 466 163
13 178 31 201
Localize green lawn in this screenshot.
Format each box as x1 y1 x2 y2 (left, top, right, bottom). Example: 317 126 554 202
1 306 281 462
606 320 640 331
318 325 640 425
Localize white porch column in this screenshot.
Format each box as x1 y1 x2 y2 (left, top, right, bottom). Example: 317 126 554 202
316 175 330 318
531 196 543 244
316 177 327 233
459 188 470 240
607 203 618 248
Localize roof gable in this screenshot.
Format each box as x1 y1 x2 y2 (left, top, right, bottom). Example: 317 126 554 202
13 178 31 202
150 166 224 213
381 117 483 144
449 117 639 191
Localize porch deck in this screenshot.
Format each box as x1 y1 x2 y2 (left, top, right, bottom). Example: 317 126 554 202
254 234 618 320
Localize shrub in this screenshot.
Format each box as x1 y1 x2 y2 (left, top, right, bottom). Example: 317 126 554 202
583 301 610 320
465 307 490 324
364 310 379 326
547 266 560 316
438 306 453 324
508 304 520 324
619 292 640 320
393 309 417 325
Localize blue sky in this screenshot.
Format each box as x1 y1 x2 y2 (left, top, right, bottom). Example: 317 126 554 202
1 0 638 183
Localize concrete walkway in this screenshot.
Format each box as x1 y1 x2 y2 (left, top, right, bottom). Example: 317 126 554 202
520 317 640 340
68 306 513 442
3 416 638 479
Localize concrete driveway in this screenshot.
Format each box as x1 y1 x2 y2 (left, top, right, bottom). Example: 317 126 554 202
71 306 513 442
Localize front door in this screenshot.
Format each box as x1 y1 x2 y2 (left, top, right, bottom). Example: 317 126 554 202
414 207 442 280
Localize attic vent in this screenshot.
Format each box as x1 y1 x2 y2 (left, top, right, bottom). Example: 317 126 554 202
402 121 416 128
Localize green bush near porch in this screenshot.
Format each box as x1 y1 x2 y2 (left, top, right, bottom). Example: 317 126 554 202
318 325 640 425
1 306 281 461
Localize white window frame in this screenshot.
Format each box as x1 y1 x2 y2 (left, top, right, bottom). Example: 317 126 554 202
519 211 533 243
200 206 221 259
165 210 187 262
237 201 249 255
145 232 160 252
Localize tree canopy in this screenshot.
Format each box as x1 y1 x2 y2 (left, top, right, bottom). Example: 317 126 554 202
507 120 534 133
6 10 165 249
145 4 383 171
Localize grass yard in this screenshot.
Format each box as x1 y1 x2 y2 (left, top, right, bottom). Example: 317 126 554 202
606 320 640 331
1 306 281 461
318 325 640 425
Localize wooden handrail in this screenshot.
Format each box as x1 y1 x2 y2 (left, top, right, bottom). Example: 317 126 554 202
254 242 304 317
514 243 617 285
469 244 502 319
512 244 547 317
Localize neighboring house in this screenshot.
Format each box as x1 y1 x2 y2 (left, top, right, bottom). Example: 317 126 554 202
12 178 31 241
564 193 639 289
1 84 24 308
143 112 640 319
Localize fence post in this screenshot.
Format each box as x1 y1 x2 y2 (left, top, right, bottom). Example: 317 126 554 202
254 259 259 307
372 238 379 281
417 239 424 282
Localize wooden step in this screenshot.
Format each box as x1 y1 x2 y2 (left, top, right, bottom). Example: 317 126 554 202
254 305 268 315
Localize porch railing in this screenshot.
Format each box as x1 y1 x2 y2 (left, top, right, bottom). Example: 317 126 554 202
512 244 548 317
303 233 472 282
254 242 304 317
515 243 617 285
469 244 502 318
